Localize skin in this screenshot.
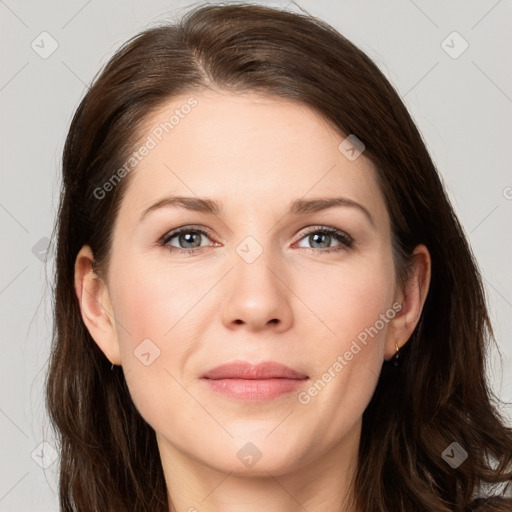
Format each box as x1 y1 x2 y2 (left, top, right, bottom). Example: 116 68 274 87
74 88 431 512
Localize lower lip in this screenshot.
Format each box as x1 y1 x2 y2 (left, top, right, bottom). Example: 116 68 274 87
202 378 308 400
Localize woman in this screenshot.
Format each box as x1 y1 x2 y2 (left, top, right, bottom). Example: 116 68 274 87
46 3 512 511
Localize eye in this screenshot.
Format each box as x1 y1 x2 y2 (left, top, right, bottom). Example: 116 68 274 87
160 226 218 255
159 225 354 255
294 226 354 253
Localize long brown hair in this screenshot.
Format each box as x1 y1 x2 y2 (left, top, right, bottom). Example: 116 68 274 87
46 3 512 511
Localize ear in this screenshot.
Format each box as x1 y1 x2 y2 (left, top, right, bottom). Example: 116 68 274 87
74 245 121 365
384 244 431 360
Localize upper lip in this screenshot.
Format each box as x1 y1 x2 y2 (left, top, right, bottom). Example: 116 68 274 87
201 361 309 380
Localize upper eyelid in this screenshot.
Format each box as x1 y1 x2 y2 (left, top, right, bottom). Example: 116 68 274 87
161 225 216 243
301 225 352 237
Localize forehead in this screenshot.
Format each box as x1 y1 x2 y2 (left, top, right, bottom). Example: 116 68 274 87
117 90 388 228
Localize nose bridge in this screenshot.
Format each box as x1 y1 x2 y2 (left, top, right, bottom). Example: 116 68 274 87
220 229 292 331
232 231 283 298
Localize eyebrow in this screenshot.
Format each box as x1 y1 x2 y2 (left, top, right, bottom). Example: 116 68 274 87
139 195 375 227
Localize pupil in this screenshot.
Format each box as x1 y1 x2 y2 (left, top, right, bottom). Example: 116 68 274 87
312 233 331 247
181 232 200 248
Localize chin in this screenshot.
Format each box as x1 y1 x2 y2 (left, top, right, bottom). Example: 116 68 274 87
211 449 306 477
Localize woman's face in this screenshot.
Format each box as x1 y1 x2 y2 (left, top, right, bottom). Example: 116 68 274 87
87 89 411 476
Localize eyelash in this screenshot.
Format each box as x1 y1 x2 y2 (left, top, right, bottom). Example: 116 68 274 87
159 225 354 256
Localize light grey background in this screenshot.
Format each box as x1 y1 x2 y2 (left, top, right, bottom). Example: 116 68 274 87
1 0 511 510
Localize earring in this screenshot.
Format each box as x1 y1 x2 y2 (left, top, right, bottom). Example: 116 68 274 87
391 341 401 368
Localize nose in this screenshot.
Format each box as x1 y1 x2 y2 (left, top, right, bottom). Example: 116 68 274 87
220 244 293 334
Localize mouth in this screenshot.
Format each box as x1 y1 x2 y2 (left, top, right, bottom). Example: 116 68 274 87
200 360 309 401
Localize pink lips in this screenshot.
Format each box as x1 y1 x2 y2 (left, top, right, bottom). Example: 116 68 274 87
201 361 309 401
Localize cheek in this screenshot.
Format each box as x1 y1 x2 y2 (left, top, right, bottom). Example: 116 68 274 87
109 260 206 349
107 254 225 416
298 251 396 347
293 253 395 419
